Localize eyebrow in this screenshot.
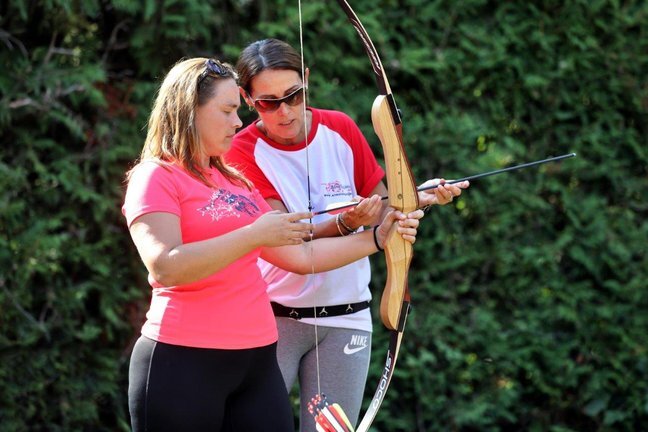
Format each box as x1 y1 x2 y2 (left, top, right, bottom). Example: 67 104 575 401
222 100 240 109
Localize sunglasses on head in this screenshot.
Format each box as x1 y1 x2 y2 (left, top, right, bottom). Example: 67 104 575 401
198 59 228 87
250 86 306 113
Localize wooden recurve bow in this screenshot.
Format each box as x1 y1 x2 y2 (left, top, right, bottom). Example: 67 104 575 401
335 1 419 430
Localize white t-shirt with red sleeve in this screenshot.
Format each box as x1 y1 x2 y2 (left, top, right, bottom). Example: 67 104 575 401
122 161 275 349
226 108 385 332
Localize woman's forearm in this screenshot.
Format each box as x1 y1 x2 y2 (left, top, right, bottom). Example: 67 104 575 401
156 225 262 284
262 229 379 275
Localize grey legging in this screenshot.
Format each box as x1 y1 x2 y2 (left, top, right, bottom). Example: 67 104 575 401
275 317 372 431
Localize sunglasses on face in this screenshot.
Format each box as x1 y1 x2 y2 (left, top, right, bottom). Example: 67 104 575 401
198 59 228 87
250 86 306 113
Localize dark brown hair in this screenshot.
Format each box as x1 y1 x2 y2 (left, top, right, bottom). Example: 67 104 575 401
236 39 302 94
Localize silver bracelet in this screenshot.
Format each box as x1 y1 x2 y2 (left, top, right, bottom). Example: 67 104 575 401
338 213 357 233
335 213 349 236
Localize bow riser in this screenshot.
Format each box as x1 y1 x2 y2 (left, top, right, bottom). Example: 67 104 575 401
371 95 416 210
371 94 419 330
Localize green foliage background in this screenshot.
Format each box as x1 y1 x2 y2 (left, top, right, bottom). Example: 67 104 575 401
1 0 646 430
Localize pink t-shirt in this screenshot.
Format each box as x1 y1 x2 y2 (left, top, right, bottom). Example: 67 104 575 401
122 161 275 349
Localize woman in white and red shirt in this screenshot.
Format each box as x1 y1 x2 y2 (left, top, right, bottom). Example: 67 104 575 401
122 57 423 431
226 38 469 431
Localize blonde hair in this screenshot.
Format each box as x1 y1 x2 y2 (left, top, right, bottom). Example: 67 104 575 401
129 57 251 189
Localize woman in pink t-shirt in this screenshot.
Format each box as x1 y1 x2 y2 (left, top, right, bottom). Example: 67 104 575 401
122 57 423 431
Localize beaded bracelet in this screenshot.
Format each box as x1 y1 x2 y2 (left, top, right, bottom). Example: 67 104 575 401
372 226 384 252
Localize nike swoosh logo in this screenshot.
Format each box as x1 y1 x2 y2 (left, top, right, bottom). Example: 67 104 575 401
344 344 368 355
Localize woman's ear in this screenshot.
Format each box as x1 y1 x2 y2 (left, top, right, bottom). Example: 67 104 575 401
239 87 253 106
304 67 310 89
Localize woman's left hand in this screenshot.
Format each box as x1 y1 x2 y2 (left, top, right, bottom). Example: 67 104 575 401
375 208 424 248
418 178 469 207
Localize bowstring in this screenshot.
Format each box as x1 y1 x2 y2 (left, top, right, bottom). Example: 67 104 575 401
297 0 322 397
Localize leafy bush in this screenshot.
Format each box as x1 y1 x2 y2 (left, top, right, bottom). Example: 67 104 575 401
1 0 645 430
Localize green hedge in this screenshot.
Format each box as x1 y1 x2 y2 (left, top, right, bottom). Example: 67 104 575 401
1 1 646 430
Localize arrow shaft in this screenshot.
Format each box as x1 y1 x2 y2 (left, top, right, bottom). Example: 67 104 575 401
313 153 576 215
418 152 576 192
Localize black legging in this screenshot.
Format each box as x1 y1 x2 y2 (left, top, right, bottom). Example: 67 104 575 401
128 336 294 431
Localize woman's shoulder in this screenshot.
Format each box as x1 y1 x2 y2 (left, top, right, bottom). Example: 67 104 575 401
312 108 364 144
128 160 195 189
130 159 175 177
312 107 356 125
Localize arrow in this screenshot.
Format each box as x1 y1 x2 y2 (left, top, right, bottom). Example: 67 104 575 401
314 152 576 215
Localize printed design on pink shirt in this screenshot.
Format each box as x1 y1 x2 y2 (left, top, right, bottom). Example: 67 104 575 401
322 180 353 198
197 189 260 221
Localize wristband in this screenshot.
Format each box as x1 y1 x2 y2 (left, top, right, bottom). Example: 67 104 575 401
372 226 384 252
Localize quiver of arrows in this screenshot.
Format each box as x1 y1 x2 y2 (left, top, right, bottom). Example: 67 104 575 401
308 393 355 432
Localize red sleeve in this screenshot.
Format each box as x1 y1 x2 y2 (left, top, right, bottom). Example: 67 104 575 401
320 110 385 197
225 127 283 202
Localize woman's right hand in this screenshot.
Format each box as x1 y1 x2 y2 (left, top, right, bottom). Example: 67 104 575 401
252 210 314 247
340 194 383 229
